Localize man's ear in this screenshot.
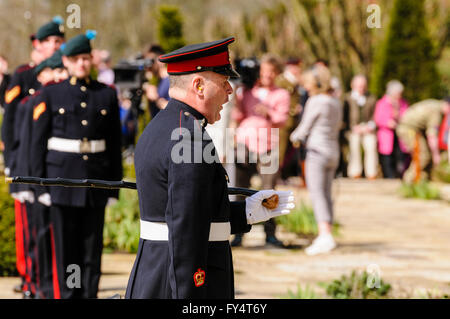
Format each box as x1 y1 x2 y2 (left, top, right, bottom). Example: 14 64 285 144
192 75 204 96
62 55 70 68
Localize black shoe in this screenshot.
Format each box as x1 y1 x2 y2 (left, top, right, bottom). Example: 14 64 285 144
22 290 34 299
13 284 23 293
265 236 285 248
230 235 243 247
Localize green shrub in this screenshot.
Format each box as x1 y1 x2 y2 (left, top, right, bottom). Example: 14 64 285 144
320 270 391 299
157 5 185 53
103 162 140 253
282 284 320 299
0 175 17 276
432 158 450 183
371 0 442 103
276 201 340 238
399 181 441 200
103 187 140 253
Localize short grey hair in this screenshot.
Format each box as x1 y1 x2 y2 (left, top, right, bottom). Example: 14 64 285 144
386 80 404 96
169 74 194 89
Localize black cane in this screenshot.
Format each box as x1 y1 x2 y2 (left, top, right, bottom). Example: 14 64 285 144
6 176 259 197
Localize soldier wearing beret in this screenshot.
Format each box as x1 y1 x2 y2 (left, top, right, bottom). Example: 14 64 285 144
125 37 294 299
13 53 68 298
29 31 123 298
2 17 65 298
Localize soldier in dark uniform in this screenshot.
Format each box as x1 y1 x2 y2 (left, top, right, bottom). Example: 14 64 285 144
125 38 294 299
15 51 68 299
30 31 123 299
2 17 65 298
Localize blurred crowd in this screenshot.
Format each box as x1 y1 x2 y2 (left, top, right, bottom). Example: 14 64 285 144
1 42 449 258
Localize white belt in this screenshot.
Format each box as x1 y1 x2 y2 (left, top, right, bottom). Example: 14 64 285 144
47 137 106 153
140 220 231 242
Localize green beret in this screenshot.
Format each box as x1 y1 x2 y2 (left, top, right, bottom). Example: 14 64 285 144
62 30 97 57
36 16 65 41
47 50 64 69
34 59 51 75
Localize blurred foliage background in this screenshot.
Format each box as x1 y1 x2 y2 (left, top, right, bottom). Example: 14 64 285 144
0 0 448 99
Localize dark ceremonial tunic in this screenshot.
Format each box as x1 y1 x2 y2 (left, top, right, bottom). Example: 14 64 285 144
126 98 251 299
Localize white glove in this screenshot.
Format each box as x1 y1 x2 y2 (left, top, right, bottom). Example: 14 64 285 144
106 197 118 207
17 191 35 203
4 167 10 177
38 193 52 207
245 190 295 225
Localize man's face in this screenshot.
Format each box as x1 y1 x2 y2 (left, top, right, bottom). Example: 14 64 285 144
63 54 92 79
53 68 69 82
145 52 159 73
37 68 54 85
200 72 233 124
36 36 64 59
259 62 278 88
352 77 367 95
0 57 7 74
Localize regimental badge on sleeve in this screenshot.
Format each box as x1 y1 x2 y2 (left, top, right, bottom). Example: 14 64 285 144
33 102 47 121
5 85 21 104
193 268 205 287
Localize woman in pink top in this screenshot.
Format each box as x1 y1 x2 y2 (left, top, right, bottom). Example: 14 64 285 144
231 54 290 247
374 80 409 178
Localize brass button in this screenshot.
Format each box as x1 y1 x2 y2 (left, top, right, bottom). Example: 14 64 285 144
80 102 87 108
59 108 65 114
101 109 107 115
81 120 88 126
184 112 190 116
80 86 87 92
82 155 88 161
29 88 35 95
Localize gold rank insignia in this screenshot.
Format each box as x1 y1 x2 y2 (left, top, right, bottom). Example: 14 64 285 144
33 102 46 121
5 85 21 104
193 268 205 287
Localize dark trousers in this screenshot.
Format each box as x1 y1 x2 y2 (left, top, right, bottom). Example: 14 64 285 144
234 145 278 238
24 201 37 295
380 135 410 179
49 205 105 299
32 203 54 299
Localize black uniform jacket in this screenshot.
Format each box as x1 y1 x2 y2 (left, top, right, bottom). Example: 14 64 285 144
30 77 123 207
126 98 251 299
2 63 40 172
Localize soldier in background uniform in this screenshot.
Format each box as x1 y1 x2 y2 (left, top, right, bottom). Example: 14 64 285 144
276 58 304 182
396 98 450 183
0 54 10 109
15 51 68 299
30 31 123 299
2 17 64 298
125 38 294 299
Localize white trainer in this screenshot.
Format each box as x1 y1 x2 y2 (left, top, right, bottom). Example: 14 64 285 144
305 234 336 256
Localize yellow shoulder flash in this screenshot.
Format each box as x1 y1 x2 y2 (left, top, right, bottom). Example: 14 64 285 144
33 102 47 121
5 85 21 104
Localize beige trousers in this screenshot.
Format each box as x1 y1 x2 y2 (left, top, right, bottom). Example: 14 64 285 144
348 132 378 178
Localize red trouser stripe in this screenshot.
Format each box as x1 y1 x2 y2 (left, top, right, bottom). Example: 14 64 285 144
49 224 60 299
20 203 34 293
14 200 26 278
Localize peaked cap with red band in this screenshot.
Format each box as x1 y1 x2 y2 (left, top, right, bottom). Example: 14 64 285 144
158 37 240 78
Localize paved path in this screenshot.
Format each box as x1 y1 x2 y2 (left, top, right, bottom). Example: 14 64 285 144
1 179 449 299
